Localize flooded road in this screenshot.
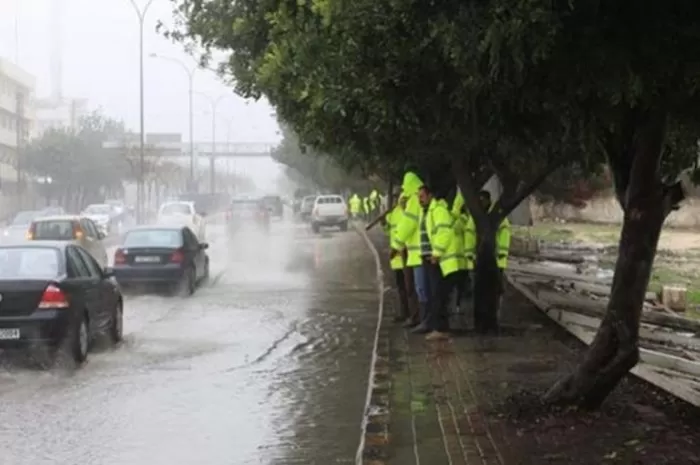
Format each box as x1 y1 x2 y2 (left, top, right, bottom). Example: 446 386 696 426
0 215 380 465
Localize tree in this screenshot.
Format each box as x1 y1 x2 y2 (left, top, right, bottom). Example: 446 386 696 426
272 125 376 193
24 112 131 211
475 1 700 408
166 0 584 335
536 164 611 207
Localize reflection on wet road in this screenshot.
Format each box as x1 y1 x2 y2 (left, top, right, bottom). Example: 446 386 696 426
0 216 379 465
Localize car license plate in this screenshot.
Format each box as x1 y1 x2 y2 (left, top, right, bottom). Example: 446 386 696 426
134 256 161 263
0 328 20 340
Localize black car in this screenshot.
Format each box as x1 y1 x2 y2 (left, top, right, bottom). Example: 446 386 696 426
0 242 123 365
261 195 284 218
112 225 210 295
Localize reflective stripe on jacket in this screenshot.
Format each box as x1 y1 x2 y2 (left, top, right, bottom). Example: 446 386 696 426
385 207 405 270
426 198 463 276
390 171 424 267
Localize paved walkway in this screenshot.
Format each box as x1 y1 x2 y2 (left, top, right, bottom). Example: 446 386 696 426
361 230 700 465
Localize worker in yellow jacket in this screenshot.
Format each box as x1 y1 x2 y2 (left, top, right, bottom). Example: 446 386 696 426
383 194 411 323
419 184 464 340
348 194 362 219
451 189 476 309
478 190 511 296
390 171 429 329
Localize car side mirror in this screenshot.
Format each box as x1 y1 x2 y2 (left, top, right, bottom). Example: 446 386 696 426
97 232 107 240
199 242 209 250
103 266 115 278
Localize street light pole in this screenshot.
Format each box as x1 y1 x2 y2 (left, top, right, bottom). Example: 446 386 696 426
127 0 155 223
194 93 229 193
151 53 197 191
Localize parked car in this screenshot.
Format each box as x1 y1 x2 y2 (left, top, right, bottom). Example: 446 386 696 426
311 195 349 233
226 198 270 234
112 225 210 295
299 195 317 222
27 215 109 268
0 242 123 365
157 201 206 240
2 210 40 241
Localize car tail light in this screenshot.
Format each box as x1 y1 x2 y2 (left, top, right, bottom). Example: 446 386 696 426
313 208 319 217
114 249 126 265
170 249 185 263
26 224 35 240
38 284 69 309
73 223 84 239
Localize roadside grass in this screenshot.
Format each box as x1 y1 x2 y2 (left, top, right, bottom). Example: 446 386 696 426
512 222 620 245
514 222 700 314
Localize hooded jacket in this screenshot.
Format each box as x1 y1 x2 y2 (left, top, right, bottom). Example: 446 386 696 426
390 171 424 267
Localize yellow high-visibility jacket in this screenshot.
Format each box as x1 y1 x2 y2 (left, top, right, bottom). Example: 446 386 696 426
390 171 424 267
349 194 362 213
384 205 405 270
496 214 511 269
452 191 510 270
425 198 463 276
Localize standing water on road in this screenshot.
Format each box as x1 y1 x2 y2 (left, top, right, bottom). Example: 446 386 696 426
0 215 380 465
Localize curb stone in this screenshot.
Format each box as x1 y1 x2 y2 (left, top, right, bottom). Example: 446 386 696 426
354 223 394 465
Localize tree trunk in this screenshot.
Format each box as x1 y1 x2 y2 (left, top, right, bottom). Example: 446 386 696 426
473 218 501 334
545 105 682 409
544 194 666 409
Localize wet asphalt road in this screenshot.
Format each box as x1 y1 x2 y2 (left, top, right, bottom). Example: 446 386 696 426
0 215 379 465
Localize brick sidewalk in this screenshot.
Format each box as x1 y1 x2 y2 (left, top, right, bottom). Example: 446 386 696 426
363 233 700 465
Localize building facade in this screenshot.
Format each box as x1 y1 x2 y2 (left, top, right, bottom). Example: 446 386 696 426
0 57 35 187
33 97 88 137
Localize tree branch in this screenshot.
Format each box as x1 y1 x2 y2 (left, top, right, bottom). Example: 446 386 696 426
498 157 565 219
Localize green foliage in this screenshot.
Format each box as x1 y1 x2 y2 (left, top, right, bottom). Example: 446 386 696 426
271 125 375 193
24 112 132 210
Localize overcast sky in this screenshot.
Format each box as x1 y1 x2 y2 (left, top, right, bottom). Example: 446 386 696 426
1 0 283 191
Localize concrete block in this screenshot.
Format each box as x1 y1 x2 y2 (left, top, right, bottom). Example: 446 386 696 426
661 285 687 312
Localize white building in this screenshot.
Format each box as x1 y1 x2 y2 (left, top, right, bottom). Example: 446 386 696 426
33 97 88 137
0 57 35 185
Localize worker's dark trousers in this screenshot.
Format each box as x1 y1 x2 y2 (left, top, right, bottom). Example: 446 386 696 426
393 268 410 320
425 263 459 332
455 270 473 309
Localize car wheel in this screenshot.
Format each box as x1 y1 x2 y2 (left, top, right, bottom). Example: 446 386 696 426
61 312 89 365
109 300 124 344
339 221 348 232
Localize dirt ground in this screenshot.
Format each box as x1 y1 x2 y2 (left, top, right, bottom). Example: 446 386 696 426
516 221 700 307
475 289 700 465
514 220 700 251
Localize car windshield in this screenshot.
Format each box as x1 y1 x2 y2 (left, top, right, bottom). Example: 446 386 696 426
160 203 192 215
317 196 343 204
32 220 76 240
11 211 37 226
83 205 111 215
124 229 183 248
0 247 61 279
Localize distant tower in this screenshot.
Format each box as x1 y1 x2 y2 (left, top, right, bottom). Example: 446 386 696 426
50 0 64 103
